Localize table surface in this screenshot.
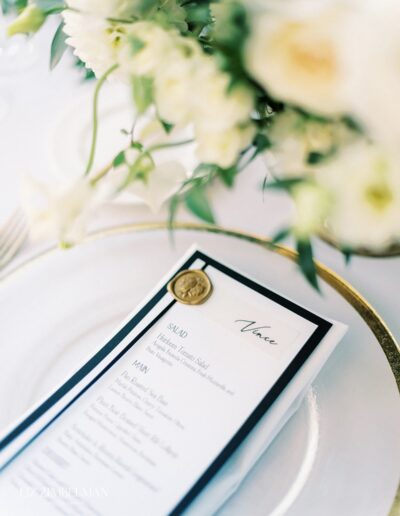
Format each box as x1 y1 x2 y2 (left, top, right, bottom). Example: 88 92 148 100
1 17 399 348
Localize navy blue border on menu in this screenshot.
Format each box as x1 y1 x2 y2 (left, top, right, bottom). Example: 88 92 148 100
0 250 332 515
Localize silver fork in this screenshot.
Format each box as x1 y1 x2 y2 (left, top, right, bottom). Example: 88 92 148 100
0 208 30 269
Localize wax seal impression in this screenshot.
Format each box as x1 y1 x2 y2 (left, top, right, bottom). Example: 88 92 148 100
167 269 213 305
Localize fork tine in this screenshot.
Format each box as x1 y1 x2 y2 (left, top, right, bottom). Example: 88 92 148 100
0 209 25 246
0 225 29 268
0 207 23 230
0 209 29 268
0 210 27 252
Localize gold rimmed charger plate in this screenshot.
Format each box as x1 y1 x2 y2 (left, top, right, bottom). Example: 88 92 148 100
1 221 399 514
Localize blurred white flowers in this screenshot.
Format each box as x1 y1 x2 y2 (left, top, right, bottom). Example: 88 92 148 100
267 108 356 178
8 0 400 270
291 181 331 240
316 141 400 251
62 10 255 169
246 3 347 116
153 39 200 126
118 21 175 78
340 1 400 152
196 124 255 169
21 176 109 245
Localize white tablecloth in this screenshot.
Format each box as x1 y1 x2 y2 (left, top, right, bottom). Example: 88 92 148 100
1 17 399 346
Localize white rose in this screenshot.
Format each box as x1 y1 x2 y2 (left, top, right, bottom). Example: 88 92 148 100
340 1 400 151
245 3 347 115
316 140 400 250
195 124 255 169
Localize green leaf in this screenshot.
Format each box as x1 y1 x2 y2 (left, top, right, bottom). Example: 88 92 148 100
211 1 249 49
74 57 95 81
272 227 291 244
129 36 145 55
154 0 188 32
159 119 174 134
133 0 158 17
131 141 144 151
218 165 237 188
132 75 153 114
342 247 353 265
296 239 320 291
342 115 363 133
253 133 271 153
293 107 331 125
261 174 269 198
36 0 65 12
112 150 125 168
185 4 212 25
168 194 180 229
307 152 324 165
263 177 304 191
50 21 67 70
306 149 335 165
184 184 215 224
1 0 27 14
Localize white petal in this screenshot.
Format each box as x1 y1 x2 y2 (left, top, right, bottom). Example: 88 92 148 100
127 162 186 213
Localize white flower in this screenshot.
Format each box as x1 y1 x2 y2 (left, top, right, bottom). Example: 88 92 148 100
62 11 125 79
127 161 187 212
21 176 108 245
316 140 400 250
193 57 254 132
195 124 255 169
63 16 174 82
340 1 400 151
117 21 176 77
291 181 332 239
266 108 356 178
153 38 201 126
66 0 137 18
245 3 347 115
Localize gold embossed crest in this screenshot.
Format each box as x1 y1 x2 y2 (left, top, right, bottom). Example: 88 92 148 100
167 269 213 305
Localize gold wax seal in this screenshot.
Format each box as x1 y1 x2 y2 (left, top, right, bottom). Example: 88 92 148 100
167 269 213 305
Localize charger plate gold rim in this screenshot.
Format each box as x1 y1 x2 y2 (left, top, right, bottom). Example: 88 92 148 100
1 221 399 514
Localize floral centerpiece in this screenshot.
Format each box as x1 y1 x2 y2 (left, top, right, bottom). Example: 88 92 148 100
4 0 400 288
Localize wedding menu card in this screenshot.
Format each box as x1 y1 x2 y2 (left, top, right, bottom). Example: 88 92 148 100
0 248 343 515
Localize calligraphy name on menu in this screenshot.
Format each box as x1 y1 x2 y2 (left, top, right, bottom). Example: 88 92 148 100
235 319 279 345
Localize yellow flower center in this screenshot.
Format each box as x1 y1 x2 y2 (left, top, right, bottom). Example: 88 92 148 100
364 183 393 212
284 23 337 80
105 26 126 49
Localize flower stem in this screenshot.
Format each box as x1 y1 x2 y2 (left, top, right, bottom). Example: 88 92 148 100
84 63 118 176
90 160 114 186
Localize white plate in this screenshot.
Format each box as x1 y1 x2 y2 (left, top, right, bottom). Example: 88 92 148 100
0 224 399 516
